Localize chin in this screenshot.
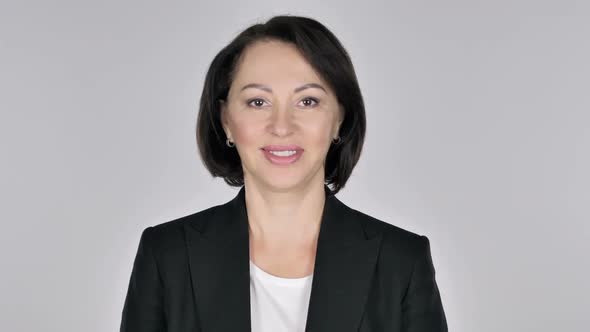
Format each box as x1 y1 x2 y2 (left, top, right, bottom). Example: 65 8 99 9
264 177 303 190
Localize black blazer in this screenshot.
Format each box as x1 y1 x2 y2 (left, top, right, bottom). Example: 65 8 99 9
121 185 448 332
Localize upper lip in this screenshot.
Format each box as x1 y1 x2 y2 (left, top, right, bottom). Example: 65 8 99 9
262 144 303 151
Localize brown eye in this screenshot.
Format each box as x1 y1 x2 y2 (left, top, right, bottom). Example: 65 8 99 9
247 98 267 108
299 97 319 108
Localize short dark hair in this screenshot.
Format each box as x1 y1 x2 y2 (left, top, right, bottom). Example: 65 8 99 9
196 15 366 196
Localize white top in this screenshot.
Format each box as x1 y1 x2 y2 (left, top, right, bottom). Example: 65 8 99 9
249 260 313 332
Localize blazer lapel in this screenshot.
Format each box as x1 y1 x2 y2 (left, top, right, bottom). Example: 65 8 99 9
184 185 383 332
304 186 383 332
184 187 251 332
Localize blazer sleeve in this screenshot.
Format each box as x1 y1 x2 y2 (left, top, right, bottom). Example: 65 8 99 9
401 235 448 332
120 226 166 332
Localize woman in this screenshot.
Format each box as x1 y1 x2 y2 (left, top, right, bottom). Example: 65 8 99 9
121 15 448 332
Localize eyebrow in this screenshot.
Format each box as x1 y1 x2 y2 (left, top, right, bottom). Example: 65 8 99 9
239 83 327 93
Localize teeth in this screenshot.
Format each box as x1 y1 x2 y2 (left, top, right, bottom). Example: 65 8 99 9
268 150 297 157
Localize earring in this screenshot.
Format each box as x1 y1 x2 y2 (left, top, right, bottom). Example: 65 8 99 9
226 139 235 147
332 136 341 144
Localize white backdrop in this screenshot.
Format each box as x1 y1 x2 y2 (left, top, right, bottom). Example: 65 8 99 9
1 0 589 331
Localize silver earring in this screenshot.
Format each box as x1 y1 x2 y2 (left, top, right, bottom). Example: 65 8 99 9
226 139 235 147
332 136 341 144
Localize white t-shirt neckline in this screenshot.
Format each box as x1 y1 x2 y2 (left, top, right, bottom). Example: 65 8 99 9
249 260 313 287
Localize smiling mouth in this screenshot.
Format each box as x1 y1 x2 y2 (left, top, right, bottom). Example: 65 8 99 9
261 148 304 165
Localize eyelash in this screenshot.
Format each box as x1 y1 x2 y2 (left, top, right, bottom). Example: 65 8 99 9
246 97 319 109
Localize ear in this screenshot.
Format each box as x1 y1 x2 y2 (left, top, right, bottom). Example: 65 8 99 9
334 104 345 137
219 99 232 139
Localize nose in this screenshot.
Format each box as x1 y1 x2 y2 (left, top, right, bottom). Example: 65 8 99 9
268 104 295 137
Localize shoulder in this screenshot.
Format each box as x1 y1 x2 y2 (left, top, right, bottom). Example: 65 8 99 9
339 203 438 284
342 202 432 259
137 202 227 253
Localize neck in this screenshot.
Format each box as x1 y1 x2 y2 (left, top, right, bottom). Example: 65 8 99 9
243 177 326 248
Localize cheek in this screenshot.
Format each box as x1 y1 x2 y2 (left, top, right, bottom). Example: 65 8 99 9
301 121 334 156
230 118 263 147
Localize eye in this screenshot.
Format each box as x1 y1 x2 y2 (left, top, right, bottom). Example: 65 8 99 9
246 98 268 108
298 97 319 108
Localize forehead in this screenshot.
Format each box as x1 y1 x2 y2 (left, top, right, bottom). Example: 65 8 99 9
232 40 325 85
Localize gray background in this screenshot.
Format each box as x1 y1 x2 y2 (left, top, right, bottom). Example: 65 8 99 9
1 0 589 331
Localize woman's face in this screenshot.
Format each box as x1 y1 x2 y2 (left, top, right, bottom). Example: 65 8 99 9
221 40 343 192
